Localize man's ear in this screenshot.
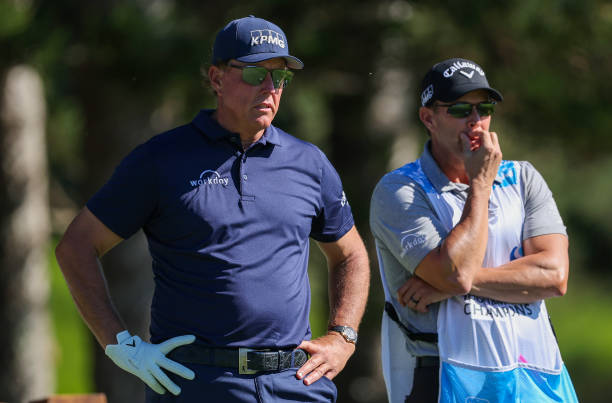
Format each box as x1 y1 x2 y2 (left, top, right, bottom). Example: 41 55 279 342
208 65 224 95
419 106 436 132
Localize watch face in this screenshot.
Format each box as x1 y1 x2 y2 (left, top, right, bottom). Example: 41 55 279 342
331 326 357 343
344 327 357 341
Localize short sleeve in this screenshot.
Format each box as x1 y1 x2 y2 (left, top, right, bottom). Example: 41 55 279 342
370 174 442 352
369 175 446 276
520 161 567 239
86 143 158 239
310 150 354 242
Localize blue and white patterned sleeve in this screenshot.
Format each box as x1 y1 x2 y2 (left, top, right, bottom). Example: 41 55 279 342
369 173 446 292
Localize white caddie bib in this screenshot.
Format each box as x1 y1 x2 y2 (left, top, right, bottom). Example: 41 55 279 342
403 158 577 402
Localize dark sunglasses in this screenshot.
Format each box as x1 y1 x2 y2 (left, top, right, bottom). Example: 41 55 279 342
228 64 294 89
434 101 496 118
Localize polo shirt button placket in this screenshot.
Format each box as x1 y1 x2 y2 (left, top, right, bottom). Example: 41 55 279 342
239 152 254 202
241 155 247 193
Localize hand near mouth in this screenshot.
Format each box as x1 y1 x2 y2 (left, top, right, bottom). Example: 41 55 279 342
462 128 486 151
460 129 502 189
464 135 481 152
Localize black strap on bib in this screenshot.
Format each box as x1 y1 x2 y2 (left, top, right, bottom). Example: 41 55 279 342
386 302 557 345
385 301 438 343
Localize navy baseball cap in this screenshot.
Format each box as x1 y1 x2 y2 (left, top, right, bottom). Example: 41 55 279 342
212 16 304 70
419 58 502 106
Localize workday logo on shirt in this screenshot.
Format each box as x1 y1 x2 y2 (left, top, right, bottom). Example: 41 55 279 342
400 233 426 254
189 170 229 187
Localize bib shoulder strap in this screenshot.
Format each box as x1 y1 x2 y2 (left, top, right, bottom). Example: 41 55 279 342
384 302 438 343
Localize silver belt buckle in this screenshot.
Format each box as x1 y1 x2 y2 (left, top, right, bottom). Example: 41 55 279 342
238 348 258 374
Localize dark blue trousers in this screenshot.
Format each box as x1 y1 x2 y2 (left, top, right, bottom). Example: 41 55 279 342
145 363 338 402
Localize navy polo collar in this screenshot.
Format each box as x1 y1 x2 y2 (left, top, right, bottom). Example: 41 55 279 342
420 140 501 193
192 109 282 146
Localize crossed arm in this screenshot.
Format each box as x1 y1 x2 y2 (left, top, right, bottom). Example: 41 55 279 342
398 233 569 312
397 132 569 311
396 159 569 311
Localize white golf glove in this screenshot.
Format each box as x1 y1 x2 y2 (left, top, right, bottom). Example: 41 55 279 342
105 330 196 395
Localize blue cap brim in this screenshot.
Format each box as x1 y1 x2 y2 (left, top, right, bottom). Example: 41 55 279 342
236 53 304 70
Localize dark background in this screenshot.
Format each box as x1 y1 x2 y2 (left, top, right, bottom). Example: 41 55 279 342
1 1 611 402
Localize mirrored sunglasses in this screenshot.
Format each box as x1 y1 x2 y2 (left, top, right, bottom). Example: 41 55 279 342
434 101 496 118
228 64 294 89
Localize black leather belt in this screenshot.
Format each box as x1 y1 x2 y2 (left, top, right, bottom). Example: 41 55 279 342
168 345 309 374
416 356 440 368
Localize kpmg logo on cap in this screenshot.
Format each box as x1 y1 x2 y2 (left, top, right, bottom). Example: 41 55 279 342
421 84 434 106
443 61 485 79
250 29 285 48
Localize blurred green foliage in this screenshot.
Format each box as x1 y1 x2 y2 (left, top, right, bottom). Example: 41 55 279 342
3 0 610 401
548 276 612 386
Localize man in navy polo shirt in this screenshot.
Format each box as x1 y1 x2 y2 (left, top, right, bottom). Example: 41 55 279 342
56 16 370 402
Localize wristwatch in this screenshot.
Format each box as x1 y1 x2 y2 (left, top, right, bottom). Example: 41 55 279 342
329 325 358 344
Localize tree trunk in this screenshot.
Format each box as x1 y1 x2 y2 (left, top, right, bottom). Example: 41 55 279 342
0 66 53 402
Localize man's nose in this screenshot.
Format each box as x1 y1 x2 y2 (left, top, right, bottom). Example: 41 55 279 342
467 107 484 126
261 72 279 93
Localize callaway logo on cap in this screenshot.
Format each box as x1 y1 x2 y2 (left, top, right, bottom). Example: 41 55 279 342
212 15 304 70
419 57 503 106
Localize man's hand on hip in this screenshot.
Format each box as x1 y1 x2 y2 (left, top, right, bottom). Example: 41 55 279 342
105 330 196 395
296 333 355 385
